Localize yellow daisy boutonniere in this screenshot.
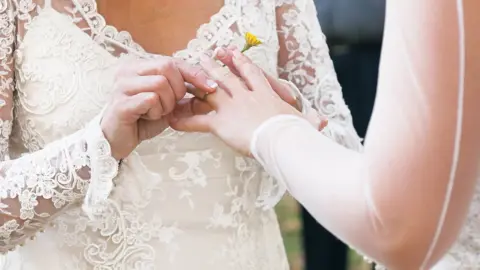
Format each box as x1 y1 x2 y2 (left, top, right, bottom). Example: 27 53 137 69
241 32 263 53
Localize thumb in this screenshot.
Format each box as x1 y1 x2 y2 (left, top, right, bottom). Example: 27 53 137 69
167 113 214 133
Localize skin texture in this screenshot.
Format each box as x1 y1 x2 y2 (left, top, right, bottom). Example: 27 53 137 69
97 0 225 55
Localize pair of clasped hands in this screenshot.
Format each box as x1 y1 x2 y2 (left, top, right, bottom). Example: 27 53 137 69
101 46 327 161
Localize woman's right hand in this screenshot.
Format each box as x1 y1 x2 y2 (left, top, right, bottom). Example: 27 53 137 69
101 57 218 160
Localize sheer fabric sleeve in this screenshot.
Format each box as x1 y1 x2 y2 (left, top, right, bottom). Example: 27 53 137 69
251 0 480 269
275 0 363 151
0 1 118 252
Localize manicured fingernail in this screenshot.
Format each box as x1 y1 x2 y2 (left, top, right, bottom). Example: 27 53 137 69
214 47 226 59
206 79 218 89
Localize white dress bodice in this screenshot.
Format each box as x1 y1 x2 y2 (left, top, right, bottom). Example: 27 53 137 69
0 0 364 269
3 2 286 269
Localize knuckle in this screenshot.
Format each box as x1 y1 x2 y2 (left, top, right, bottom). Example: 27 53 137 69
160 57 176 71
149 108 163 120
114 60 137 78
114 66 127 80
211 67 232 81
224 72 236 80
145 93 160 106
113 79 127 93
162 97 176 111
115 99 129 116
242 62 261 76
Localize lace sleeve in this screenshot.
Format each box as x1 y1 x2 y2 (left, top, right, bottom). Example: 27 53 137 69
254 0 364 209
275 0 363 151
0 1 118 252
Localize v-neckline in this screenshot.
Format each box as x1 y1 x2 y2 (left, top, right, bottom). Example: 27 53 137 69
72 0 237 60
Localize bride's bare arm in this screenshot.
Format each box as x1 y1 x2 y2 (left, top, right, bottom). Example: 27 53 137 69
251 0 480 268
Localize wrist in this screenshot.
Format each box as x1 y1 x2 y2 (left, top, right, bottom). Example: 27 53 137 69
100 119 130 162
250 115 311 160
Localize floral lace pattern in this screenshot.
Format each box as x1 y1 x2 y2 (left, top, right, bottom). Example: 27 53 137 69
0 0 119 253
0 0 362 269
0 1 119 253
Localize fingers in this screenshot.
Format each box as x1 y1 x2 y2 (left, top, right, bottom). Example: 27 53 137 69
218 47 297 107
173 98 213 118
263 73 297 106
168 97 216 133
168 113 214 133
120 58 218 105
175 59 219 93
136 58 187 102
117 75 175 115
214 47 241 77
123 92 161 118
230 49 273 93
199 54 247 97
118 75 167 96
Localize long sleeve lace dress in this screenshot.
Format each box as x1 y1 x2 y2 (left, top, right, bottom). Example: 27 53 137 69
0 0 361 269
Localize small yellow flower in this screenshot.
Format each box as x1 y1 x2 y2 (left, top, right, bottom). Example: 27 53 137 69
241 32 263 52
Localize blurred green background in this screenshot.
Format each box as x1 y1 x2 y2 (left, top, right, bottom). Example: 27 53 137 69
275 196 371 270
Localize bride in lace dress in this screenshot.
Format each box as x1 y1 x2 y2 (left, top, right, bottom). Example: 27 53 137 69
171 0 480 268
0 0 361 269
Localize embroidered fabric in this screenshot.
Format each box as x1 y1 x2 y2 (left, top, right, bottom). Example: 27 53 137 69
0 0 361 268
0 0 118 252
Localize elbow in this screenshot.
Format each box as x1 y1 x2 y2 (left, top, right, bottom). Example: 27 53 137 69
377 235 428 269
372 225 456 269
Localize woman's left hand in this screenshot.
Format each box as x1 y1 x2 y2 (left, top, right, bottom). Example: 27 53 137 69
214 46 301 109
214 46 328 130
169 49 325 156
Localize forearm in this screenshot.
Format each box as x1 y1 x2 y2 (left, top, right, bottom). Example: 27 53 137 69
251 116 373 254
251 110 467 269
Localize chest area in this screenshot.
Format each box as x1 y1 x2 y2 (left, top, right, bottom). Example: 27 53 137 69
97 0 226 55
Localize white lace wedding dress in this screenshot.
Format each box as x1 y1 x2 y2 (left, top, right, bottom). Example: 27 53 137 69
0 0 362 269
